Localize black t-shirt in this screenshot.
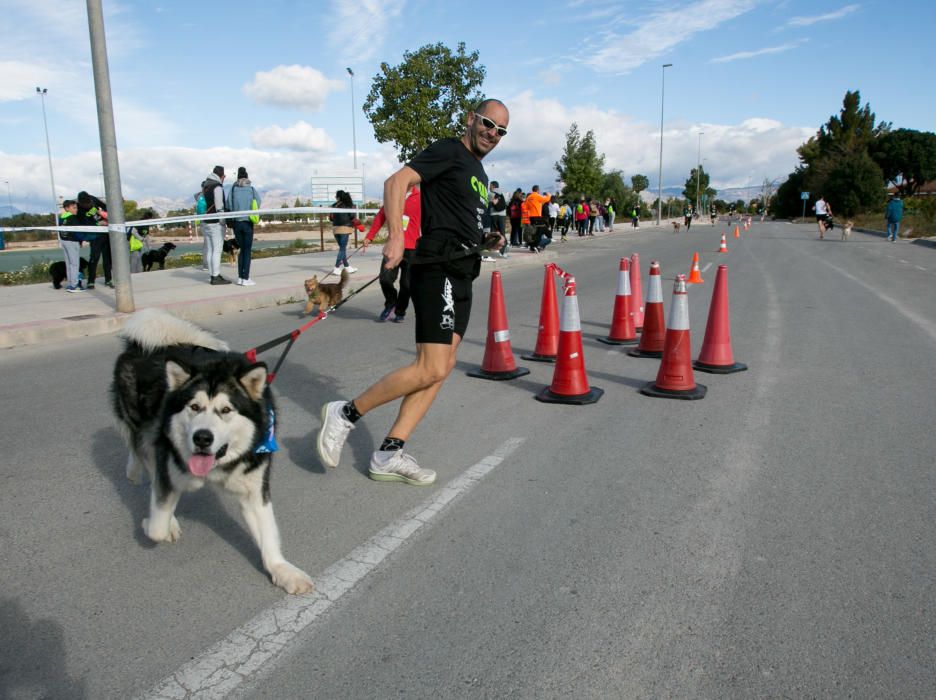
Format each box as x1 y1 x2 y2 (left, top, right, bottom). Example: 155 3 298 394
407 138 489 247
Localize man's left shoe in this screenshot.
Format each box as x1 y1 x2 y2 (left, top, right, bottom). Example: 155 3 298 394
369 450 436 486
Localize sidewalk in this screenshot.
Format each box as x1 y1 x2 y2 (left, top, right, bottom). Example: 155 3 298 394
0 232 604 349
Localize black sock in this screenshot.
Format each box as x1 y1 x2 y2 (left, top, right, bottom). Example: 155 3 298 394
342 400 362 424
379 437 405 452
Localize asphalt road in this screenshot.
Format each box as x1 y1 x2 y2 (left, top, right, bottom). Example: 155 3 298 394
1 221 933 699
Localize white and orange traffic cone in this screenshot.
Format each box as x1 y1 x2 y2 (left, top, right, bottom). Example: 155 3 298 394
628 261 666 358
640 274 707 400
597 257 637 346
693 264 747 374
522 263 560 363
467 271 530 381
719 233 729 253
687 252 704 284
536 277 604 404
630 252 645 331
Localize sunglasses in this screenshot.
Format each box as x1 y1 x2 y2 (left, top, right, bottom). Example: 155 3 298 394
475 113 508 137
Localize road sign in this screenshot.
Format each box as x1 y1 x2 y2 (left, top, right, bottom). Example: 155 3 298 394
310 173 364 206
800 191 810 200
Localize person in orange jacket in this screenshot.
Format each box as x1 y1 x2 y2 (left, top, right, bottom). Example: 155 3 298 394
523 185 551 251
364 185 421 321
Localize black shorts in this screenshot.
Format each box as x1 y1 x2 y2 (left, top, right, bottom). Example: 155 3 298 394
410 264 473 344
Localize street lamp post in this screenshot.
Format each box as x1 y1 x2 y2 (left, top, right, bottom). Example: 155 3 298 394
695 131 704 217
346 67 357 171
36 87 58 218
656 63 672 226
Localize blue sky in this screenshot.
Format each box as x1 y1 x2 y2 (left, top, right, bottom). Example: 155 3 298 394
1 0 933 213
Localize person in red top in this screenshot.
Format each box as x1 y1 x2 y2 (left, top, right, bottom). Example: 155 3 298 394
364 185 421 321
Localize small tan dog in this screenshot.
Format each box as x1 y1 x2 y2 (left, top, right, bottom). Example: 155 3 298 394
842 220 854 240
303 268 349 315
672 221 681 233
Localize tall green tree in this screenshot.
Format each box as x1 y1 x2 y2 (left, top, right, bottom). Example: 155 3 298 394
682 166 715 204
600 170 633 206
630 174 649 195
555 122 605 200
869 128 936 197
363 42 486 163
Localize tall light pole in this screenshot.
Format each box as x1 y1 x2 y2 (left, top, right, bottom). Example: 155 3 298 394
656 63 672 225
36 87 58 217
695 131 704 216
346 67 357 171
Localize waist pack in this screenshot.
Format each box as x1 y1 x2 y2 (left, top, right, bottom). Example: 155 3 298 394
413 235 481 280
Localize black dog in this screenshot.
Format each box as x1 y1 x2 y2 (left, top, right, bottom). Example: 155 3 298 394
222 238 240 265
142 242 177 271
49 257 89 289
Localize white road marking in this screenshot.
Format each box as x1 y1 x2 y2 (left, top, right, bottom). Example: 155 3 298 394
899 259 910 264
915 266 926 271
137 437 526 700
701 262 712 273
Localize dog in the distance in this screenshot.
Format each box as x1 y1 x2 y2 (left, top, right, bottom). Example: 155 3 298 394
142 242 177 271
111 308 313 594
222 237 240 265
842 220 854 240
49 257 89 289
672 221 681 233
303 268 348 315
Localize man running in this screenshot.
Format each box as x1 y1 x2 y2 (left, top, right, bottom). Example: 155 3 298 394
316 99 509 485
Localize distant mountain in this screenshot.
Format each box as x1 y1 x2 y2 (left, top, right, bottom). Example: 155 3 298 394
640 185 766 204
0 205 25 219
137 189 302 216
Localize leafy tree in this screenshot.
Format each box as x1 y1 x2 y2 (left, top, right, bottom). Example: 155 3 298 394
682 166 713 205
599 170 633 207
870 128 936 197
630 174 649 195
555 122 605 200
294 197 303 208
773 168 809 218
824 150 884 216
363 42 486 162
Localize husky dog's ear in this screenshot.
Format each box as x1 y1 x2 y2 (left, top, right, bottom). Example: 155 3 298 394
239 364 268 400
165 360 191 390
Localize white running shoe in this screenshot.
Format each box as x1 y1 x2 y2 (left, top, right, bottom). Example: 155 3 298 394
241 278 256 286
236 278 244 285
369 450 436 486
345 266 358 273
316 401 354 468
332 267 344 275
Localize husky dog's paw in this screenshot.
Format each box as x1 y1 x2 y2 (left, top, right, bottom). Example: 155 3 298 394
126 453 143 484
270 562 314 595
142 516 181 543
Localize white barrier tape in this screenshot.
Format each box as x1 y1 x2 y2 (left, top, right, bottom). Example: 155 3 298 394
0 206 380 234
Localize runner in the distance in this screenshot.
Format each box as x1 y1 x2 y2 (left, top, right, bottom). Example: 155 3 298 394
316 99 510 485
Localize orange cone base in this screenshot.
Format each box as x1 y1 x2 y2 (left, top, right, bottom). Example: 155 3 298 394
467 366 531 381
535 385 604 405
627 347 663 359
596 336 638 346
639 381 707 400
521 351 556 363
693 359 748 374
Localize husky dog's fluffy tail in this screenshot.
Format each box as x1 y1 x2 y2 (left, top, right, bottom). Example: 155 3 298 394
118 308 229 352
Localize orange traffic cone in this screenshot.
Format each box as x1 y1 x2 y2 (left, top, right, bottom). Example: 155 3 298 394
597 258 637 345
733 224 740 238
628 261 666 358
687 252 704 284
640 274 707 400
522 264 559 363
719 233 729 253
630 252 644 331
467 271 530 381
693 264 747 374
536 277 604 404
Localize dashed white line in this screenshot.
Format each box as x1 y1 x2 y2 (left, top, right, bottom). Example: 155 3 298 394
915 265 927 271
137 437 526 700
701 262 713 273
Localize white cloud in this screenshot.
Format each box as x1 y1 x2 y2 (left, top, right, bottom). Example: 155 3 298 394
711 41 804 63
575 0 759 74
788 4 859 27
0 62 62 102
327 0 405 63
250 121 335 152
243 65 345 112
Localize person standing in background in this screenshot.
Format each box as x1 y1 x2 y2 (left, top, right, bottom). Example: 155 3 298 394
364 185 421 321
225 166 261 285
78 191 111 289
201 165 230 284
884 193 903 242
488 181 509 258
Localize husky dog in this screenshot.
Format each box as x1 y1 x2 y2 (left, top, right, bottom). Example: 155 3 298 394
111 308 313 594
303 267 349 315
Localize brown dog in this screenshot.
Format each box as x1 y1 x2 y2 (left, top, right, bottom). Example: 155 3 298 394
842 220 854 240
303 268 349 315
672 221 681 233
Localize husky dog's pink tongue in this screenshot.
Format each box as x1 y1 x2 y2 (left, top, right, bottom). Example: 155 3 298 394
188 454 215 477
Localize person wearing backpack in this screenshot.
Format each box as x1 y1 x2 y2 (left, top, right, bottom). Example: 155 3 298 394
225 166 262 285
200 165 231 285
